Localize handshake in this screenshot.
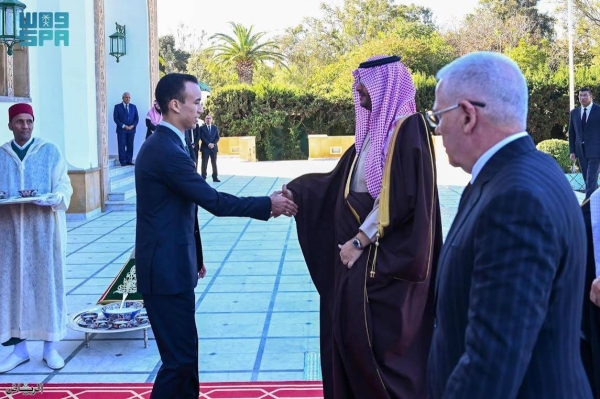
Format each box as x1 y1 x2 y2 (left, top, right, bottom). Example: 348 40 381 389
269 184 297 218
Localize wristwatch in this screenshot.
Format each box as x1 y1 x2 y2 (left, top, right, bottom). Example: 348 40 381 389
352 237 364 250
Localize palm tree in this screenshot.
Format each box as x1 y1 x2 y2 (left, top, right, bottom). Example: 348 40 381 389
209 22 287 84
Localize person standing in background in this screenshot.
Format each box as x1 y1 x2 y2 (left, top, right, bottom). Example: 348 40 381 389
569 88 600 198
113 92 139 165
199 115 220 182
145 100 162 139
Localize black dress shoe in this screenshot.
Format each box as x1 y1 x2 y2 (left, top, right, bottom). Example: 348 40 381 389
127 162 135 166
213 178 221 182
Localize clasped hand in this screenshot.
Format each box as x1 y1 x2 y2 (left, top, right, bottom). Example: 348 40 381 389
270 185 297 218
338 240 363 269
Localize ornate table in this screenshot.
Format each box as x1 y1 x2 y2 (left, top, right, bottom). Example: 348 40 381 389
67 305 151 348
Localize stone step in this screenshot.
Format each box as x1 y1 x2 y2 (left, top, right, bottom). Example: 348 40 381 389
106 158 137 211
110 172 135 192
109 164 134 179
108 182 136 201
104 199 137 212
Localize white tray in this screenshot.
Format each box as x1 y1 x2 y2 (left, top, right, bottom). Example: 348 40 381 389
68 306 151 348
0 194 49 205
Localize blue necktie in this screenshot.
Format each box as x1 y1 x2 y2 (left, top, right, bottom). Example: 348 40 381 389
582 107 588 131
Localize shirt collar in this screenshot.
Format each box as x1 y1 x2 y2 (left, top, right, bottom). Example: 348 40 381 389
159 121 186 147
471 132 529 183
12 136 34 150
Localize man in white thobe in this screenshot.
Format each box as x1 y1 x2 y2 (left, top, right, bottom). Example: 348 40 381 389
0 103 73 373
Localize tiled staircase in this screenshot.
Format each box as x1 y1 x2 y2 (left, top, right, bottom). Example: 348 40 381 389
104 158 137 211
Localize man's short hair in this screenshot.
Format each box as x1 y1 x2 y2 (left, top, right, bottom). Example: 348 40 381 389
579 87 593 95
155 73 199 116
436 52 528 130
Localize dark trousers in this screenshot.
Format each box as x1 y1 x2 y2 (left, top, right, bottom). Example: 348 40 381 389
143 291 199 399
582 337 598 397
201 151 218 180
117 131 135 164
320 296 334 399
580 152 600 198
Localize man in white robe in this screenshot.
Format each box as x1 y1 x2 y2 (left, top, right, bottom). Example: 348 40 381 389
0 103 73 373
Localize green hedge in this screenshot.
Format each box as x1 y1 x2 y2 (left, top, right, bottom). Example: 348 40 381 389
205 83 354 161
204 77 600 161
536 139 571 173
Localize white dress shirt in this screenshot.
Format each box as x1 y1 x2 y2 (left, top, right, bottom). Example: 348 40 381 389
12 136 34 150
582 105 591 121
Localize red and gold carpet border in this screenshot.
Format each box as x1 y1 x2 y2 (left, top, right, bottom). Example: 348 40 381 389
0 381 324 398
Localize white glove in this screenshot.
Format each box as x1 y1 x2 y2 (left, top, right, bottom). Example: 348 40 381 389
34 193 62 207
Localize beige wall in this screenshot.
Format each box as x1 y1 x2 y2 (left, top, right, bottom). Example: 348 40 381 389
67 169 102 215
218 137 256 162
308 135 355 159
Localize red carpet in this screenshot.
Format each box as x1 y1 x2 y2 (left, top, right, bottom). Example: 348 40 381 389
0 381 323 398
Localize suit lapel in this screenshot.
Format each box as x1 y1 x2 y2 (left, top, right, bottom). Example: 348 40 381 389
588 104 598 128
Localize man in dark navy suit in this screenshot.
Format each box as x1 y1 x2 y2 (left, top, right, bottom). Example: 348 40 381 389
199 115 220 182
135 73 297 399
427 52 592 399
569 88 600 198
113 92 139 166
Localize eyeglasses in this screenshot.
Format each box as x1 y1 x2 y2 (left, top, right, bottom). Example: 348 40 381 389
425 101 486 130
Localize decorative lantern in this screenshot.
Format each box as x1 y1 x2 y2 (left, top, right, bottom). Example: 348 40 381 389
0 0 26 56
109 23 126 63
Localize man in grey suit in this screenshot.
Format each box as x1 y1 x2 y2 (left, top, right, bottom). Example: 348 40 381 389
427 52 592 398
570 87 600 198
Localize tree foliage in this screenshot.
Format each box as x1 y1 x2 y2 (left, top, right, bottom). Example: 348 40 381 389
479 0 555 38
573 0 600 28
158 35 190 75
208 22 287 84
445 9 538 55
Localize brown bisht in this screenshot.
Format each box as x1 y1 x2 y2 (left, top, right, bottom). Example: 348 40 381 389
287 113 443 398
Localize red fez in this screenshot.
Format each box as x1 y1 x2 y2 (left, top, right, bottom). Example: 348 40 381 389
8 103 34 122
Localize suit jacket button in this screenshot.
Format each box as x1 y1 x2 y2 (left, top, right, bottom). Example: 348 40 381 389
433 317 438 329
